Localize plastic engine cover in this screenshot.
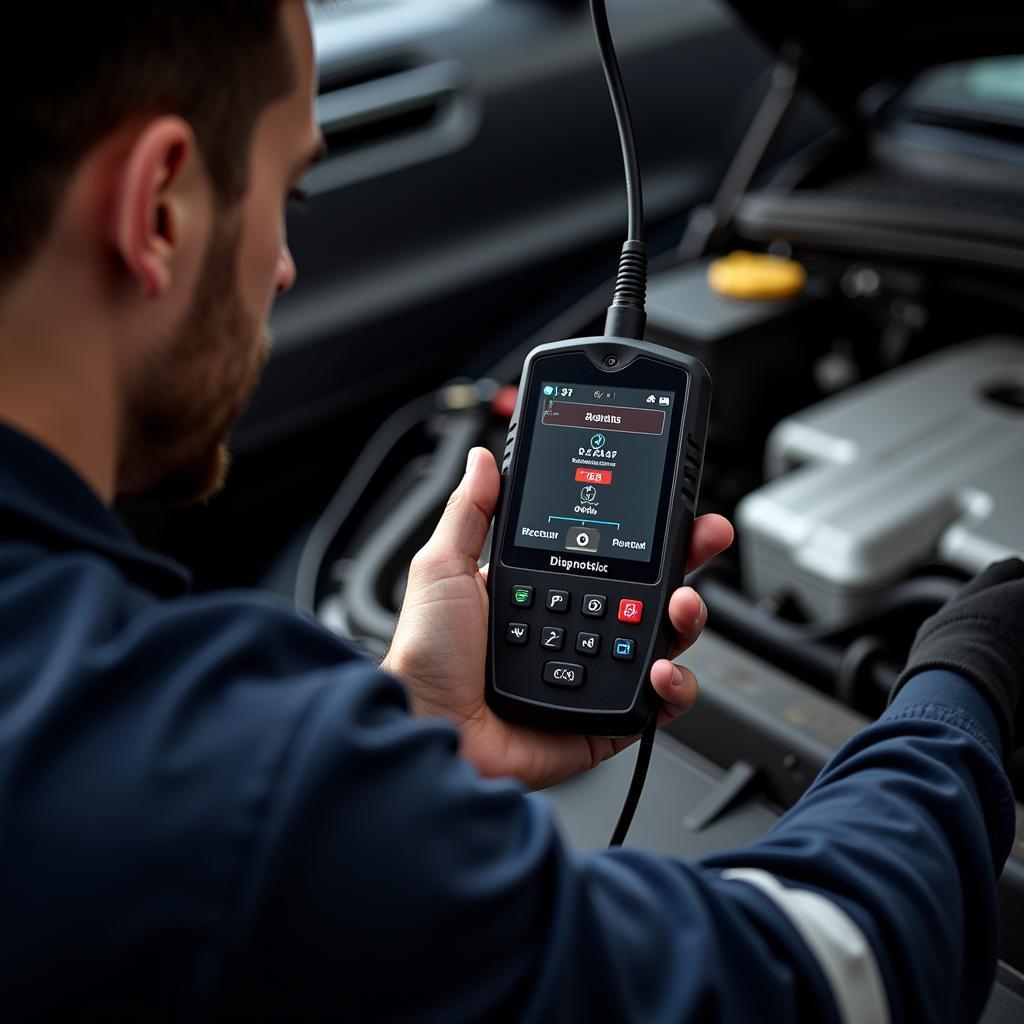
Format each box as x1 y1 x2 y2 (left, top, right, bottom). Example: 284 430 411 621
737 337 1024 623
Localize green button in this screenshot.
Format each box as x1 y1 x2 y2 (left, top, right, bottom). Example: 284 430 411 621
510 585 534 609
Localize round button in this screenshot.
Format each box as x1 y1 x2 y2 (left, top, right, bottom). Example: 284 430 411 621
566 528 600 553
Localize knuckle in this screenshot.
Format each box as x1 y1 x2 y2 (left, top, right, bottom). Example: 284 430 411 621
409 546 437 576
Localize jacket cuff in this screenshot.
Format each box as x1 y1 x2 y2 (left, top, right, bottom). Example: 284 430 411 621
886 669 1006 763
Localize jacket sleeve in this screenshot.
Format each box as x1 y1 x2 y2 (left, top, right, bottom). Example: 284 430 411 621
700 669 1017 1024
216 654 1016 1024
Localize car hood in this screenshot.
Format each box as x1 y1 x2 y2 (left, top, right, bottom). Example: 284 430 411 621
725 0 1024 114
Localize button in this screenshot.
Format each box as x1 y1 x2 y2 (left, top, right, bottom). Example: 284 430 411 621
612 638 636 661
543 662 585 688
540 626 565 652
582 594 607 618
546 590 570 614
575 632 601 657
566 527 600 553
510 585 535 609
506 623 529 645
618 599 644 624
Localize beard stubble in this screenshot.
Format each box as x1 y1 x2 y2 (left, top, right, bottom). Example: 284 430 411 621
119 216 271 505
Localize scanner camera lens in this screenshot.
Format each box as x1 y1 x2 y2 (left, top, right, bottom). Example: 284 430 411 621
603 354 619 368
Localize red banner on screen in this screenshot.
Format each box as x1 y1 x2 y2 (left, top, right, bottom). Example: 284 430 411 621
575 468 614 485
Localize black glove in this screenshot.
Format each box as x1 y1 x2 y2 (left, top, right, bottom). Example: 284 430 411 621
890 558 1024 759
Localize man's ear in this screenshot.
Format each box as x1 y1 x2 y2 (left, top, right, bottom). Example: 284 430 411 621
111 116 205 300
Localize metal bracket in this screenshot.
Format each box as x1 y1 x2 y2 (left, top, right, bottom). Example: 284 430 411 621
683 759 761 832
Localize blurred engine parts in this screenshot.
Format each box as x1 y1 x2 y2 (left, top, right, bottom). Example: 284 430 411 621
643 256 830 506
737 338 1024 624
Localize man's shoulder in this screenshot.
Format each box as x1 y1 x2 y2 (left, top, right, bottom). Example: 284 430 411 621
0 537 401 824
0 541 417 1012
0 535 371 685
0 536 410 864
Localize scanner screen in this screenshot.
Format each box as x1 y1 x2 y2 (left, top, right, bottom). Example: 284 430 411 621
512 382 677 564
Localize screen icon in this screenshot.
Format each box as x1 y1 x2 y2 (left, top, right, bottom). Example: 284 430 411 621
590 433 606 448
543 385 554 396
659 396 670 406
579 485 599 505
646 395 657 404
566 527 600 553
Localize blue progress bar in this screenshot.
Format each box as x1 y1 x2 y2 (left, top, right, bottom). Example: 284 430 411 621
548 516 621 529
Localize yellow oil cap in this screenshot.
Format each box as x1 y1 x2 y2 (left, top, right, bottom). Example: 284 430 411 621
707 251 807 301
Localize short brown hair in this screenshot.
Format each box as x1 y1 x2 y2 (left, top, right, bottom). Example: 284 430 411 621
0 2 300 295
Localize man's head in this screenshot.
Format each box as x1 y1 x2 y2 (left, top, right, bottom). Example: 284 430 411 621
0 2 325 502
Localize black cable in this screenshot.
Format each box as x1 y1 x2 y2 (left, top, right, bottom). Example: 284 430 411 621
587 0 656 839
609 707 659 847
589 0 648 340
293 394 438 614
694 576 901 708
344 412 485 642
589 0 643 243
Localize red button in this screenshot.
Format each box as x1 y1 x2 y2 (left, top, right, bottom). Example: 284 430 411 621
574 468 614 486
618 599 643 624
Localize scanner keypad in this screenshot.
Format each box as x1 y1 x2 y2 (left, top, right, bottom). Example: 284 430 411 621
504 586 645 690
540 626 565 652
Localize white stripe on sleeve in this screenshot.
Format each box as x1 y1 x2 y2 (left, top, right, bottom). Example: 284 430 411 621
721 868 890 1024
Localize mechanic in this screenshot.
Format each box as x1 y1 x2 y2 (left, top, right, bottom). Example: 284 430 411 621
0 3 1020 1022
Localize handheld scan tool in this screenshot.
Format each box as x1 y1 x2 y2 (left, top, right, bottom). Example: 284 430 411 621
484 1 711 750
485 339 710 735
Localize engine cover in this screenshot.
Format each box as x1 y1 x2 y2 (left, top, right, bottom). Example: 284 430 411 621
738 338 1024 623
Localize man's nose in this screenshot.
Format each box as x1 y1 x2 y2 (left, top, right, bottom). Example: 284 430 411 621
275 245 297 296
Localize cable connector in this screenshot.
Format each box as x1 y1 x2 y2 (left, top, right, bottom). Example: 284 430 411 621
604 239 648 340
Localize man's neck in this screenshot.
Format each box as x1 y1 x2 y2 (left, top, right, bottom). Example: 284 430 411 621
0 271 122 505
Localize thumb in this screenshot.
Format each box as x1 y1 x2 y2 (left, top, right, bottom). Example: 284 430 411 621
422 447 500 566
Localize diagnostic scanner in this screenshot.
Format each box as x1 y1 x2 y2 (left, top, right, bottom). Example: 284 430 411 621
485 337 711 735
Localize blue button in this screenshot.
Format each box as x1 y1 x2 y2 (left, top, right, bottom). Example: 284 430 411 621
612 638 636 661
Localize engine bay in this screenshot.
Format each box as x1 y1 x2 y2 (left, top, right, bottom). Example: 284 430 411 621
291 134 1024 1002
256 25 1024 1013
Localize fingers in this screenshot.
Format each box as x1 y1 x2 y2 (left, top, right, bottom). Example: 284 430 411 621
957 557 1024 600
419 448 500 568
603 661 699 758
667 586 708 658
686 514 734 574
650 659 699 722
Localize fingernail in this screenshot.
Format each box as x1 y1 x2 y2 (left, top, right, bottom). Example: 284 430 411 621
671 666 685 688
465 448 478 474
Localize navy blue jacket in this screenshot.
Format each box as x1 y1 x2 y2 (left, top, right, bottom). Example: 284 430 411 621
0 422 1016 1022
